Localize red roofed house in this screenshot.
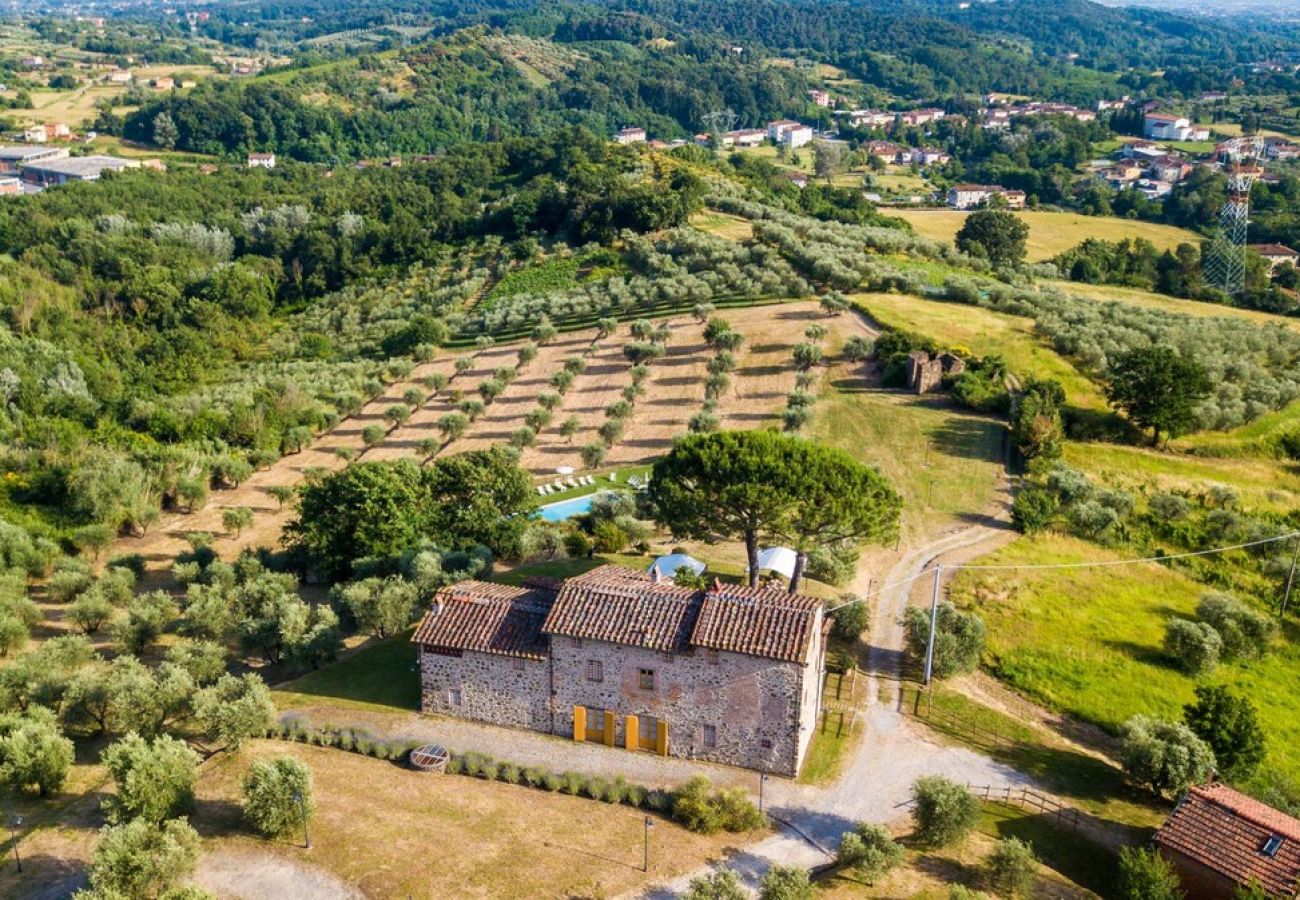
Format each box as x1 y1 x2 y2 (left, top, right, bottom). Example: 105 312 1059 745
413 564 828 775
1155 782 1300 899
1250 244 1300 273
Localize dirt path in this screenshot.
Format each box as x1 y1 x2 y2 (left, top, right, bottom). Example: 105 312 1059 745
638 411 1026 897
194 849 365 900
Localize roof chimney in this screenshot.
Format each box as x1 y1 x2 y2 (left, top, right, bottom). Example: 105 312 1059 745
650 565 662 584
710 577 724 594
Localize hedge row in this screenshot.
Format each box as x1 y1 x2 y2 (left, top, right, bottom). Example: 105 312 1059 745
265 721 764 833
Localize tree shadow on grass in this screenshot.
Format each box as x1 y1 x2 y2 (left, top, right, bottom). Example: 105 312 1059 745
1100 639 1173 671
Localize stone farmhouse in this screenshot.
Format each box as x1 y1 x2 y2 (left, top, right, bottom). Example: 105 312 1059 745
413 565 829 776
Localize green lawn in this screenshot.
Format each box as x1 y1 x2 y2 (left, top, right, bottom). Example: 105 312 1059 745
948 533 1300 798
274 629 420 713
900 684 1162 832
812 352 1006 543
1063 441 1300 515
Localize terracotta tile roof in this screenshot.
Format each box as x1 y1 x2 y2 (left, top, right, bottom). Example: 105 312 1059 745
541 565 701 654
1250 243 1299 257
691 583 823 664
541 565 822 663
1155 783 1300 897
411 580 557 660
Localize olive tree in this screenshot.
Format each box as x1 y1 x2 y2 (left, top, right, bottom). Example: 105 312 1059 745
241 755 314 839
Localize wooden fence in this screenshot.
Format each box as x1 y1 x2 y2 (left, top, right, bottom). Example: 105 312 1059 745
967 783 1081 831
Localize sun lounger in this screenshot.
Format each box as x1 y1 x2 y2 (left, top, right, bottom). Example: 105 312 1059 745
567 477 580 488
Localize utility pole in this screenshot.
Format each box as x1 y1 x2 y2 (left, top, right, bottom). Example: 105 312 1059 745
1281 533 1300 618
923 565 942 685
643 817 654 872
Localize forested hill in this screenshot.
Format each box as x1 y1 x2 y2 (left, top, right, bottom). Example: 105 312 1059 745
124 29 809 160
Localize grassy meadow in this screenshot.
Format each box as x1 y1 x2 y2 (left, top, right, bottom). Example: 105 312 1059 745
949 533 1300 796
850 291 1107 412
889 210 1202 262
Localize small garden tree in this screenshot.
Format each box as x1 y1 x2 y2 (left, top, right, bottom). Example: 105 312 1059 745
102 732 201 823
902 603 985 679
911 776 980 847
221 506 254 537
758 864 814 900
193 674 275 751
335 577 419 638
836 821 903 884
1183 685 1266 782
242 755 314 838
1116 846 1183 900
79 816 202 900
684 869 746 900
1119 715 1216 797
1164 618 1223 675
986 837 1037 897
0 707 74 796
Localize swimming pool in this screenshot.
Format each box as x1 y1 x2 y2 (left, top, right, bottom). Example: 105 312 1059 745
538 492 604 522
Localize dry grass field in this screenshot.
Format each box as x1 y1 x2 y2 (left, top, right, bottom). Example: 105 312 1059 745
889 210 1202 262
0 739 751 899
189 741 750 899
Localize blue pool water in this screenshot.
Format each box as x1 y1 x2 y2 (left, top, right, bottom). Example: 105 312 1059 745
538 493 601 522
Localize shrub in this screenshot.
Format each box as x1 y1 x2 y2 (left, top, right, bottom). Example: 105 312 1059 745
1196 593 1276 659
1011 487 1057 533
986 837 1037 897
836 821 903 883
560 771 586 795
1116 846 1183 900
911 776 980 847
684 869 747 900
499 763 521 785
827 596 869 643
902 603 985 679
80 816 201 899
0 708 74 796
672 776 763 834
758 864 814 900
1183 685 1267 782
1119 715 1216 797
1164 618 1223 675
242 756 313 838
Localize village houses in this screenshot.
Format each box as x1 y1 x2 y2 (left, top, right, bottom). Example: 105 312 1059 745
1144 112 1211 142
767 120 813 149
947 183 1026 210
412 565 828 776
614 127 647 145
247 152 277 169
1249 243 1300 272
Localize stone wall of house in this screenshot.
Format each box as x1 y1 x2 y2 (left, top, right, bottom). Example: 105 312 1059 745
549 629 824 776
907 351 965 394
418 646 551 732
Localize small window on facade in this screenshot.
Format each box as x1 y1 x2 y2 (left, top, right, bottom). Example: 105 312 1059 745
513 657 526 672
760 738 773 750
638 668 656 690
702 724 717 748
586 660 604 682
449 688 462 706
707 649 720 665
1263 835 1285 858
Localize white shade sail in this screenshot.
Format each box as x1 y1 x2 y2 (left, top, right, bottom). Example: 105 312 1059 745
754 547 798 579
648 554 706 579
